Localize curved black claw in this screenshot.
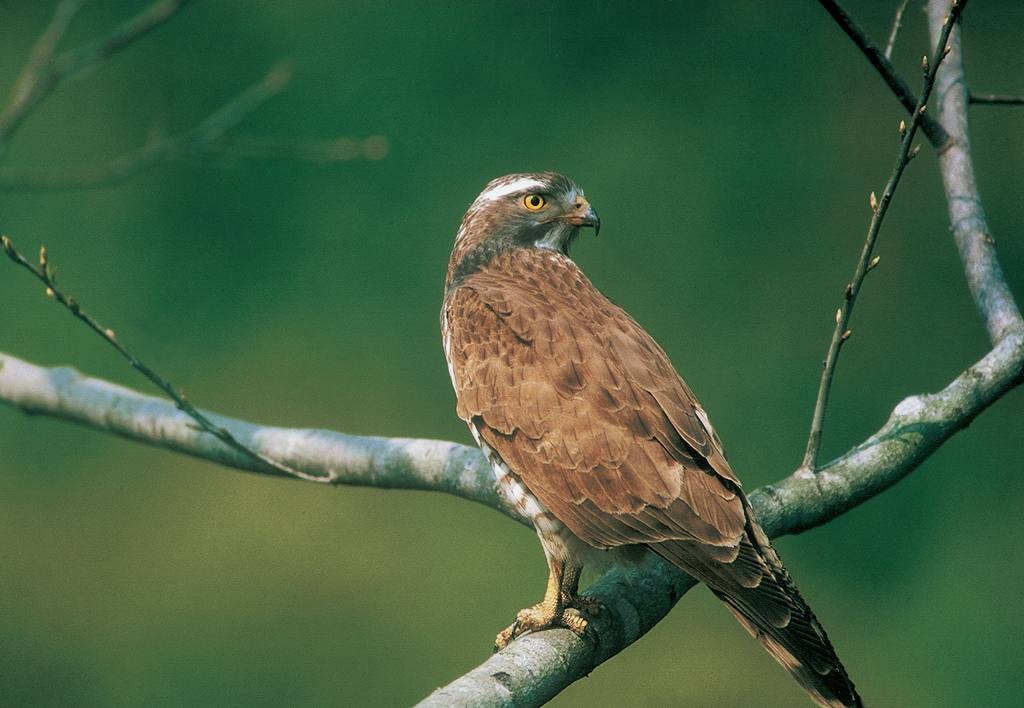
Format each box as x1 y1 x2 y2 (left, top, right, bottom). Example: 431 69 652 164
493 617 525 653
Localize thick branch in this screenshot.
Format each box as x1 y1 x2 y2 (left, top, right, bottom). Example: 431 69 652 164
0 351 519 524
927 3 1023 345
756 330 1023 538
2 297 1021 707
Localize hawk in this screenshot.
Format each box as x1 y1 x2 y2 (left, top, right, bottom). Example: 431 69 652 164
441 172 862 708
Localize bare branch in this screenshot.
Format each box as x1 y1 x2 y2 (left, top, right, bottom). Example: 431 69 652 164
0 63 383 192
884 0 911 60
0 2 383 191
0 0 193 161
928 1 1023 344
799 0 964 476
50 0 194 79
0 0 86 158
188 134 391 163
2 302 1020 708
817 0 953 151
969 93 1024 105
1 234 327 483
0 351 520 523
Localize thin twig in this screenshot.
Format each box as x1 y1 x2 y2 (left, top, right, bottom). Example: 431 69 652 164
0 0 193 161
884 0 911 60
0 0 86 159
200 134 391 163
0 128 388 191
21 0 86 84
49 0 194 80
0 5 386 192
817 0 953 151
798 0 967 477
0 235 333 484
969 93 1024 105
0 63 377 191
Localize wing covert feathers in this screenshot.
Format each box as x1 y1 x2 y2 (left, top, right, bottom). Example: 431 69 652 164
446 248 740 544
444 247 861 708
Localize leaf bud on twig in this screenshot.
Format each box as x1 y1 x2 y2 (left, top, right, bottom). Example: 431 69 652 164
870 191 878 212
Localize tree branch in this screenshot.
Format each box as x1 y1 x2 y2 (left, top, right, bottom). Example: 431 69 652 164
2 2 1020 706
0 63 388 192
2 300 1020 706
0 0 193 161
0 350 521 523
927 2 1023 345
884 0 911 61
1 233 337 482
817 0 953 151
0 1 385 191
969 93 1024 105
799 0 968 476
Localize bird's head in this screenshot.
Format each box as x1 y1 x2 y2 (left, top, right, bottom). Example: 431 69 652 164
445 172 600 291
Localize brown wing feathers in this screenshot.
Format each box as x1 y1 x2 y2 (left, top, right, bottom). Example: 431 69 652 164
449 248 747 547
446 245 860 707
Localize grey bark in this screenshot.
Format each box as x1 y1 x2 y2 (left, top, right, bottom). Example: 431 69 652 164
0 2 1020 707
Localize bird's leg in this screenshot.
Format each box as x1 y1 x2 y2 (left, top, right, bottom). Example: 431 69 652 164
560 563 602 617
494 558 595 650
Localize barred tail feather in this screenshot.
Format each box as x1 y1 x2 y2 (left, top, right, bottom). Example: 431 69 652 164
710 582 863 708
650 530 863 708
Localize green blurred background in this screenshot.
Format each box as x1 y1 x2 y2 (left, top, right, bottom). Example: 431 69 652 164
1 1 1022 706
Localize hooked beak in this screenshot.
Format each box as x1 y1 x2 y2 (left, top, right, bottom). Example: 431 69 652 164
563 197 600 236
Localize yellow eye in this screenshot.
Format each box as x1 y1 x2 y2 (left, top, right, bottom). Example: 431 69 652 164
523 194 546 211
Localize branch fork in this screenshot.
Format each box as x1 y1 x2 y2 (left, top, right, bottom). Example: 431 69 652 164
2 2 1021 707
798 0 966 478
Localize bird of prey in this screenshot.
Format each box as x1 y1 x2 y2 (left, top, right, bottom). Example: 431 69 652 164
441 172 862 708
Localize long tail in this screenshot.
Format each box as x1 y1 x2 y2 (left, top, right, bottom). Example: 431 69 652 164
649 520 863 708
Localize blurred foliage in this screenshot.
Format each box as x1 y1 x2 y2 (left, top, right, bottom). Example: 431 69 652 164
1 1 1022 706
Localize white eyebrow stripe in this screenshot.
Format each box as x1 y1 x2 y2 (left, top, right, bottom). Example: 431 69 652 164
478 177 547 202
